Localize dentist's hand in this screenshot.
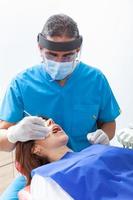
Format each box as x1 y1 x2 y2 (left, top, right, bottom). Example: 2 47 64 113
87 129 110 145
116 125 133 147
7 116 51 143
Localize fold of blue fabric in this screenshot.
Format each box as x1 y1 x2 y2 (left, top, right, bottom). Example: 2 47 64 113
32 144 133 200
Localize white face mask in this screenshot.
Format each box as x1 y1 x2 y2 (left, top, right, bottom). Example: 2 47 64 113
44 59 77 80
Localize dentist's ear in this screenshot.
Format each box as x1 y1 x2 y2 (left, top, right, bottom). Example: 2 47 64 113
38 43 43 50
38 44 44 57
76 47 80 53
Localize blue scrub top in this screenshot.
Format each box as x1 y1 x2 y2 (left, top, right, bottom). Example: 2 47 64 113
32 145 133 200
0 62 120 151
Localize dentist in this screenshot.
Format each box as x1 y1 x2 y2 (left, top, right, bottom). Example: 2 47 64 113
0 13 120 199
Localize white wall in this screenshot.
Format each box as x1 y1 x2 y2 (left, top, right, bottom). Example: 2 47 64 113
0 0 133 145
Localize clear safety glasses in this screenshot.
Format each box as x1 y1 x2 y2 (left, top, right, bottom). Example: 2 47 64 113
43 51 77 62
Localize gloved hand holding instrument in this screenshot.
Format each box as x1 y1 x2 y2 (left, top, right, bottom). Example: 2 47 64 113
7 112 51 143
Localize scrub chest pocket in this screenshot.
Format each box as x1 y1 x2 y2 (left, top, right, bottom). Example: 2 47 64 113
71 104 99 137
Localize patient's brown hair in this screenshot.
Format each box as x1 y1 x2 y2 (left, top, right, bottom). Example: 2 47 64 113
15 116 49 185
15 141 49 185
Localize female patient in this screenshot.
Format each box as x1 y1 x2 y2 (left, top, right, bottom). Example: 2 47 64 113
16 118 133 200
16 118 72 199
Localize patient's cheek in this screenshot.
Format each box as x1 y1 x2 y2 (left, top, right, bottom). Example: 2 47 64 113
18 186 31 200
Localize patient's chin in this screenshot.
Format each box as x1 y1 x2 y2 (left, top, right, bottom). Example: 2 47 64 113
59 135 69 146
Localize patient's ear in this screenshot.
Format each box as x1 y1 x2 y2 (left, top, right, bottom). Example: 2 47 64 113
31 144 41 156
31 144 47 157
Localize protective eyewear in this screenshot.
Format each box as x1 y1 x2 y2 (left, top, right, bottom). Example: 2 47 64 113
44 51 77 62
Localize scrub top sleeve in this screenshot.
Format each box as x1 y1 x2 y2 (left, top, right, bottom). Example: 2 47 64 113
98 74 121 122
0 79 24 123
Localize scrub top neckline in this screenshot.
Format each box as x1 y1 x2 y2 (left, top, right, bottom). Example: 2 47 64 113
40 62 82 91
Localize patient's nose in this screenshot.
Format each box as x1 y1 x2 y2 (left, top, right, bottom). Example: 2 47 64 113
47 118 54 126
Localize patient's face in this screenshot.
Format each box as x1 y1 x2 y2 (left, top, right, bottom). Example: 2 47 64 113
34 119 68 152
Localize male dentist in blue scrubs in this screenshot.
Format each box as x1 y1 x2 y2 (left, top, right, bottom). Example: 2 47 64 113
0 14 120 199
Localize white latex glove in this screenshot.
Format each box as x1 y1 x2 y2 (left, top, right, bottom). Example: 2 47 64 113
87 129 110 145
128 123 133 129
116 126 133 148
7 116 51 143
